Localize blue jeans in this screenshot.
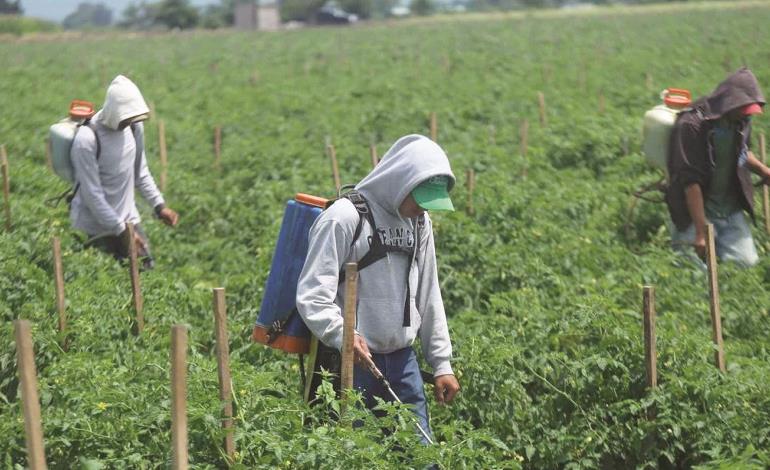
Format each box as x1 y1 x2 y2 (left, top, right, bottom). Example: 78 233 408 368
353 347 433 444
670 210 759 268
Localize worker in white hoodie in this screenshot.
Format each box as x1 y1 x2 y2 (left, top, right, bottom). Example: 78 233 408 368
70 75 178 269
297 134 460 443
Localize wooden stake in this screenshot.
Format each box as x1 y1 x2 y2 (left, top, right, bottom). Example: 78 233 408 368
643 286 657 389
598 93 606 114
52 237 67 349
645 73 653 91
127 223 144 336
430 112 438 142
705 224 726 372
14 320 47 470
149 101 156 121
214 126 222 170
1 144 11 231
171 325 189 470
466 168 475 216
45 138 53 171
158 120 167 192
370 144 378 168
327 144 341 194
537 92 547 127
340 263 358 414
760 133 770 235
520 119 529 178
212 288 235 462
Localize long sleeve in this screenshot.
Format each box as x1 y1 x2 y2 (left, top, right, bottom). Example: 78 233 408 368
416 219 453 377
70 127 125 235
296 218 354 351
132 124 165 209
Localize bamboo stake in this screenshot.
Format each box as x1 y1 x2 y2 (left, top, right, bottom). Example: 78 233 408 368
14 320 47 470
212 288 235 462
705 224 726 372
520 119 529 178
340 263 358 414
370 144 378 168
2 144 11 231
645 73 653 92
537 92 547 127
760 133 770 236
327 144 341 194
52 237 67 349
45 138 53 171
466 168 475 216
149 101 156 121
598 93 606 114
430 112 438 142
127 223 144 336
158 120 167 192
214 126 222 170
171 325 189 470
643 286 657 389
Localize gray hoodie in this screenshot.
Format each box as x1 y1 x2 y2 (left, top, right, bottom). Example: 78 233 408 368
70 75 164 237
296 135 456 377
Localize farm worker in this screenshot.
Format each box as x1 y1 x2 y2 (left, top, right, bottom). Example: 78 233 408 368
666 67 770 267
69 75 178 270
296 134 460 443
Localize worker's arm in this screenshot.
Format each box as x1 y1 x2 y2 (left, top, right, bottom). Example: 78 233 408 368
745 150 770 183
685 183 708 260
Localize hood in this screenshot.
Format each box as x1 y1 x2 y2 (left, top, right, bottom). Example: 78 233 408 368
355 135 455 217
95 75 150 130
693 67 765 120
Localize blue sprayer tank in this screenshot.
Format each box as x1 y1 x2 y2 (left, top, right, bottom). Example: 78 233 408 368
252 193 329 354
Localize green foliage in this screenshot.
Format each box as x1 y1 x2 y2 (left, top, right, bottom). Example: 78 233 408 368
0 15 59 35
280 0 326 22
120 0 199 30
411 0 434 15
2 2 770 468
0 0 21 14
62 3 113 30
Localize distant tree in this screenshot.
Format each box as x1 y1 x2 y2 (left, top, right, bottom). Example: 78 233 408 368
119 0 198 30
371 0 397 18
63 2 113 29
201 0 235 29
0 0 22 14
339 0 373 18
281 0 325 22
411 0 433 15
119 1 159 29
154 0 198 29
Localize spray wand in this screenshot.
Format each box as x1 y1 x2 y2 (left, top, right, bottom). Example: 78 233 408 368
361 356 435 445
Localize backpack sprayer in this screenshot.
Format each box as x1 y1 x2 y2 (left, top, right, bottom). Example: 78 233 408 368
361 355 435 445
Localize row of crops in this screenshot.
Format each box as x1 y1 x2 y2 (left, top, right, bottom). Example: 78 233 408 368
2 2 770 468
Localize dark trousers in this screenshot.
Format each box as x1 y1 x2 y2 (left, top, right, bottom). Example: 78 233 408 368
353 347 433 444
86 224 155 269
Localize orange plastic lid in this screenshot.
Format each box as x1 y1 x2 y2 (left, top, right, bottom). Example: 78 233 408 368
295 193 328 208
663 88 691 109
69 100 95 119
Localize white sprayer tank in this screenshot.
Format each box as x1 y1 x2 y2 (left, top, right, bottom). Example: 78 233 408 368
49 100 95 183
642 88 691 179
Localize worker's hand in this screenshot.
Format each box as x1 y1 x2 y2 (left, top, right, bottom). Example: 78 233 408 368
158 207 179 227
693 231 707 261
434 374 460 405
353 333 372 366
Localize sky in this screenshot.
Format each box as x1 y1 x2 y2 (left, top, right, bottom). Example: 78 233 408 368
21 0 218 23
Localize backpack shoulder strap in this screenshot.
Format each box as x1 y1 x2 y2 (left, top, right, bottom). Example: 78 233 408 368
80 119 101 161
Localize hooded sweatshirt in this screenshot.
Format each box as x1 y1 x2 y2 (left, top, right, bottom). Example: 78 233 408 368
666 67 766 230
296 135 456 377
70 75 164 237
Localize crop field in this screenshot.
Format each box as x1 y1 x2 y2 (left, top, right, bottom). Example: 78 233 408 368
3 1 770 468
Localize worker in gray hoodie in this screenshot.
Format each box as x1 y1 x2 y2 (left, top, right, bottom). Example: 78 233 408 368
70 75 178 269
297 134 460 443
